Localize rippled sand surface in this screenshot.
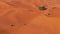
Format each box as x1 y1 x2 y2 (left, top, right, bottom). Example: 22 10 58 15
0 0 60 34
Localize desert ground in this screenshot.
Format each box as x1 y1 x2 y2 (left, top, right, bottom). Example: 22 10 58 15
0 0 60 34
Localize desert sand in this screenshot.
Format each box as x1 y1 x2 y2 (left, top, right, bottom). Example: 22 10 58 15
0 0 60 34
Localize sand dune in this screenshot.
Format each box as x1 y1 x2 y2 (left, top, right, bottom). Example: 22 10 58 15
0 0 60 34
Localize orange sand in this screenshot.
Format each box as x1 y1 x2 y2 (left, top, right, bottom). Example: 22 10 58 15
0 0 60 34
